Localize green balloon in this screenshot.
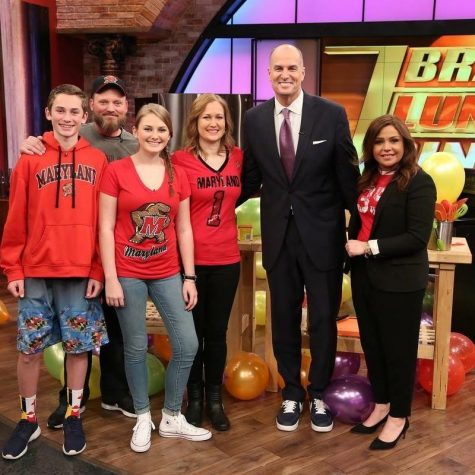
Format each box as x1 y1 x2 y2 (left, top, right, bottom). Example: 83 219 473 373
423 289 434 314
43 342 64 381
147 353 165 396
236 197 261 236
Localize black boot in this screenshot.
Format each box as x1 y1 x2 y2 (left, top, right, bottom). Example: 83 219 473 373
185 382 204 427
206 384 230 431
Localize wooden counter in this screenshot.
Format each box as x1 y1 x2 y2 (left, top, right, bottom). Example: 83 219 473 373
227 237 472 410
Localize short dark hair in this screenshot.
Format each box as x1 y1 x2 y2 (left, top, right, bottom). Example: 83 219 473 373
46 84 87 113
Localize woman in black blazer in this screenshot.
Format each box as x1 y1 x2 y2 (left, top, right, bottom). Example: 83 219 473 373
346 115 436 450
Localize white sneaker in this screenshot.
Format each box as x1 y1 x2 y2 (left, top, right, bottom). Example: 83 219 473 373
159 410 212 441
130 412 155 453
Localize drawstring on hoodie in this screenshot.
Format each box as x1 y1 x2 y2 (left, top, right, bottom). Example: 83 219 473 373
55 148 62 208
55 147 76 208
72 148 76 208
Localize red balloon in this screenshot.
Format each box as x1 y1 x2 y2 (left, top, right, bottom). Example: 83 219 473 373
450 332 475 373
418 356 465 396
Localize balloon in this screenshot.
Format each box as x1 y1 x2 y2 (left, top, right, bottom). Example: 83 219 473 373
224 351 269 400
44 343 65 380
0 299 11 324
60 354 101 400
146 353 166 396
450 332 475 373
420 312 433 327
152 334 172 364
421 152 465 203
418 356 465 396
323 374 375 424
422 288 434 315
255 252 266 279
332 352 361 379
277 353 312 391
300 353 311 389
255 290 266 326
236 198 261 236
341 274 352 304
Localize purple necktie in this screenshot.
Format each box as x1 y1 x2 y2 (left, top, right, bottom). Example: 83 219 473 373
279 108 295 180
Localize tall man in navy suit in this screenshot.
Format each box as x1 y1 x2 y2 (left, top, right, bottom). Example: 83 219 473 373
239 44 359 432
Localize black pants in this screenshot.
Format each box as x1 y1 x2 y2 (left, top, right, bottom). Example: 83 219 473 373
351 257 424 417
188 262 240 386
60 303 130 404
267 217 341 401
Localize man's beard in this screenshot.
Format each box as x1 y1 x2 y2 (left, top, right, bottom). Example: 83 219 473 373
93 114 127 136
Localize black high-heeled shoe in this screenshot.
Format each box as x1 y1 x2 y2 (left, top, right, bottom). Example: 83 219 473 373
350 415 388 434
369 418 409 450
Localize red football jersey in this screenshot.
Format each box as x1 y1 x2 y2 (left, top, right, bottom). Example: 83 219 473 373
172 147 242 265
100 157 191 279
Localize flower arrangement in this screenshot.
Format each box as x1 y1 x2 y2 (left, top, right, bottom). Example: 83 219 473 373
434 199 468 222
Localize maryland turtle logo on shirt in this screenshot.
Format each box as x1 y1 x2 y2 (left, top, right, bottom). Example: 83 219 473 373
129 202 171 244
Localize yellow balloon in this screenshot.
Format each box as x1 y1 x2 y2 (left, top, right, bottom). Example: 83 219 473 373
255 290 266 326
60 354 101 400
421 152 465 203
341 274 352 304
255 252 266 279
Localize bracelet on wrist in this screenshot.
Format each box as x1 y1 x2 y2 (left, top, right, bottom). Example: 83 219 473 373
182 274 197 283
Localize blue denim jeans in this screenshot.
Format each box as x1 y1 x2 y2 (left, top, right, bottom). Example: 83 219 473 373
116 273 198 415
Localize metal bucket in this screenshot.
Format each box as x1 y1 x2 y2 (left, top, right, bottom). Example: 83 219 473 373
428 220 453 251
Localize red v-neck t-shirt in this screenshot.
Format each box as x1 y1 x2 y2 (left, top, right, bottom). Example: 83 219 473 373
100 157 191 279
172 147 242 265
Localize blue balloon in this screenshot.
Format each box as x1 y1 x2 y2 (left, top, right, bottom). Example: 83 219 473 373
323 374 374 424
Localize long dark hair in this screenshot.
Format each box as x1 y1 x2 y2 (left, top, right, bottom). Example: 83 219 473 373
358 114 419 193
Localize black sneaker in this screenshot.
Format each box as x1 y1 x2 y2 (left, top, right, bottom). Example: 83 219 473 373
276 400 303 431
47 403 86 430
101 395 136 418
310 398 333 432
2 420 41 460
63 416 86 456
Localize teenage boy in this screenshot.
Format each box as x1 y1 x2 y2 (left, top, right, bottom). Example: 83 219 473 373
1 84 109 459
20 76 137 428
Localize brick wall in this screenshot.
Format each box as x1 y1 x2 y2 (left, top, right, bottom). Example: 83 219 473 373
81 0 229 126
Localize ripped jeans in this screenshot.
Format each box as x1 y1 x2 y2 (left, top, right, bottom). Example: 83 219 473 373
17 278 108 354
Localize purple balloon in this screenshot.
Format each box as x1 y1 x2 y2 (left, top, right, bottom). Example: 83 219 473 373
323 374 375 425
332 351 361 380
420 312 433 327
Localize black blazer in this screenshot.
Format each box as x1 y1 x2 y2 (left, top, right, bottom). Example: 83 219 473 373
348 169 436 292
239 93 359 272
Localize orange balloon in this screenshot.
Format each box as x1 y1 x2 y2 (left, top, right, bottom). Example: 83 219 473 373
0 300 11 325
224 351 269 400
300 354 311 389
277 353 311 390
152 334 172 364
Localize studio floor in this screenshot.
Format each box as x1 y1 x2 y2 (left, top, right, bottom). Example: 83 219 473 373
1 289 475 474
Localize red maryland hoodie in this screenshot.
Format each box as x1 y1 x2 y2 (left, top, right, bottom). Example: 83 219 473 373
0 132 107 282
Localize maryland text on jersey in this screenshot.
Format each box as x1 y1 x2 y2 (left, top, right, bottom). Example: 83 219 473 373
36 164 98 189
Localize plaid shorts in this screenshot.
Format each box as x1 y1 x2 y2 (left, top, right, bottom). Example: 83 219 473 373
17 278 108 354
